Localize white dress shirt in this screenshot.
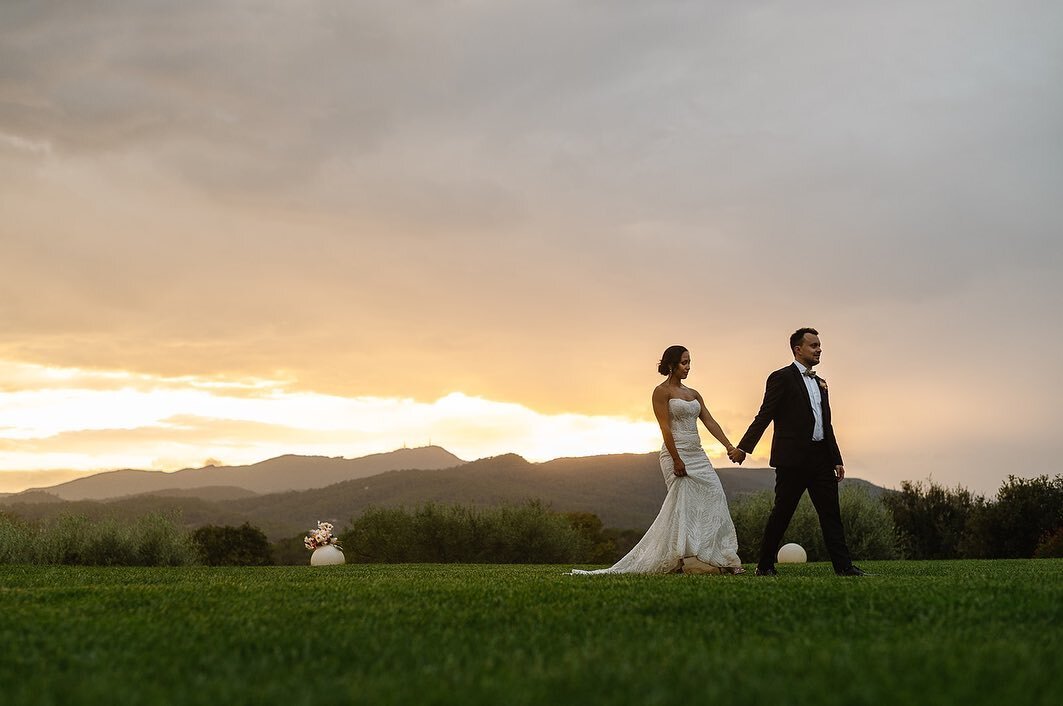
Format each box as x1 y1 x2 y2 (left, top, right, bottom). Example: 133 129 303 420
793 360 825 441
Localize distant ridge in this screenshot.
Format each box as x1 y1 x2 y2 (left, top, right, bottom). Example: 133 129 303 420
128 486 261 502
1 450 889 539
8 446 465 501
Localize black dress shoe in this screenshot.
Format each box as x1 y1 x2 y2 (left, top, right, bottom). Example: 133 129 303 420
754 567 779 576
836 565 870 576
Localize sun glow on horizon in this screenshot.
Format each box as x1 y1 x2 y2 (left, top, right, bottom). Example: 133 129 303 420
0 361 671 490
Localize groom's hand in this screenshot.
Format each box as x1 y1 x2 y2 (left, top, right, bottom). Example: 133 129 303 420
728 448 746 464
834 465 845 482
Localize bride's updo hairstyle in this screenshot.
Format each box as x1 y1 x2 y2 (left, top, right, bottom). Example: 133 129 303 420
658 345 688 376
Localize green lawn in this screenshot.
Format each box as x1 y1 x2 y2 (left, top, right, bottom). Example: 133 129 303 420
1 560 1061 705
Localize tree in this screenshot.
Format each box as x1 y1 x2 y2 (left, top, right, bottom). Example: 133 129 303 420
881 479 984 559
962 475 1063 558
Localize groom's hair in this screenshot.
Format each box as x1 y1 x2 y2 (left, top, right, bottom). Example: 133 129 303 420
790 327 819 352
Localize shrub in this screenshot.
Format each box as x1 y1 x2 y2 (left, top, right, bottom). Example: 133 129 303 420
0 513 195 566
341 507 419 563
881 479 984 559
412 504 480 562
81 518 138 565
601 527 644 563
478 502 587 564
340 501 588 564
0 512 33 563
271 533 314 565
840 486 899 560
730 486 897 563
36 514 93 564
962 475 1063 558
133 513 198 566
191 523 274 566
564 512 621 564
1034 527 1063 558
730 491 776 561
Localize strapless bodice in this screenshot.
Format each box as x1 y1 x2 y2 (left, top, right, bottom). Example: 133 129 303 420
668 397 701 438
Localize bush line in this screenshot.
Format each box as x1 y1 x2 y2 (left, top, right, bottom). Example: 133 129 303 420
1 474 1059 565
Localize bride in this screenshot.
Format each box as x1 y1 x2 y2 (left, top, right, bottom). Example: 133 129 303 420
572 345 745 575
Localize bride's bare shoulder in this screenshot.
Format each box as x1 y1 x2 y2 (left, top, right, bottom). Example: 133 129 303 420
652 382 675 401
655 382 697 403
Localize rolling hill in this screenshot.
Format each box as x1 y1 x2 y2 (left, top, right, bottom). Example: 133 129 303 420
0 450 888 539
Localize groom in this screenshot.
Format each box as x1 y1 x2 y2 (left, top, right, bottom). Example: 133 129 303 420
729 328 867 577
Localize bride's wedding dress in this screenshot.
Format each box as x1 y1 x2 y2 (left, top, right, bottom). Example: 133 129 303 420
571 398 743 574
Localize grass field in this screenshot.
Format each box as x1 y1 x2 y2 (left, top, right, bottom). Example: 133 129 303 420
2 560 1061 705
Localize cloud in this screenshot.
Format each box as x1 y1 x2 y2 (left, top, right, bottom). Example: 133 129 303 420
0 2 1060 494
6 2 1060 250
0 362 662 483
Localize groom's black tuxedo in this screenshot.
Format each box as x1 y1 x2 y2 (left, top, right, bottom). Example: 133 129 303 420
739 362 854 573
737 363 843 468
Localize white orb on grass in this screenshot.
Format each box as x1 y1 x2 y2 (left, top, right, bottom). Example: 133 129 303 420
310 545 346 566
777 543 807 564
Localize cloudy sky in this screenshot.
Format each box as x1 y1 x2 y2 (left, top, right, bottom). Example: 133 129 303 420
1 1 1060 495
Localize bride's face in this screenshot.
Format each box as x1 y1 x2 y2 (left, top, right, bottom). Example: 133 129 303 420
674 352 691 379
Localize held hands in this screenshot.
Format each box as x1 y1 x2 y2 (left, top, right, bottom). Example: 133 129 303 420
727 447 746 465
835 465 845 482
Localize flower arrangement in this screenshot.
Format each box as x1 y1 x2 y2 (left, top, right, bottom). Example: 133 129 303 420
304 521 342 551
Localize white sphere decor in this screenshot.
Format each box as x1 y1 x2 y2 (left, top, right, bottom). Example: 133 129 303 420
310 545 345 566
777 543 807 564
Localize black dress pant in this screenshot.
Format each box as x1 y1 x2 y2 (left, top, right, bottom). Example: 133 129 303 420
757 442 852 572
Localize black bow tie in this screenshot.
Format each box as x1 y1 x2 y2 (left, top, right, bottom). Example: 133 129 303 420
803 370 818 378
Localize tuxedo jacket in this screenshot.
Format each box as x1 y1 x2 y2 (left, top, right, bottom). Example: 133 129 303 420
738 363 843 468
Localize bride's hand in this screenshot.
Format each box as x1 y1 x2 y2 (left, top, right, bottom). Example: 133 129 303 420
728 447 746 464
673 459 687 477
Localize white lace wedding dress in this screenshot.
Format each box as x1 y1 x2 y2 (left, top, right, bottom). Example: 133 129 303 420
571 398 743 574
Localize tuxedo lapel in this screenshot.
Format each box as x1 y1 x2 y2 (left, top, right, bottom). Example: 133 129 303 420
789 363 816 427
819 378 830 418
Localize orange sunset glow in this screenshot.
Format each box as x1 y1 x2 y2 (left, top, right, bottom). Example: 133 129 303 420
2 3 1060 497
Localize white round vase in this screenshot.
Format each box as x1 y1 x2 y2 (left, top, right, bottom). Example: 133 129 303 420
777 543 807 564
310 545 345 566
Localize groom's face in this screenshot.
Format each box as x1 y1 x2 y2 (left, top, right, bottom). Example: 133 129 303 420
793 333 822 368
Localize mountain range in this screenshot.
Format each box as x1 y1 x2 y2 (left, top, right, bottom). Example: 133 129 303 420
0 447 888 539
11 446 464 501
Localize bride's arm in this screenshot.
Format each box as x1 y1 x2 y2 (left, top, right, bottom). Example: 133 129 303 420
695 391 737 455
652 387 685 476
